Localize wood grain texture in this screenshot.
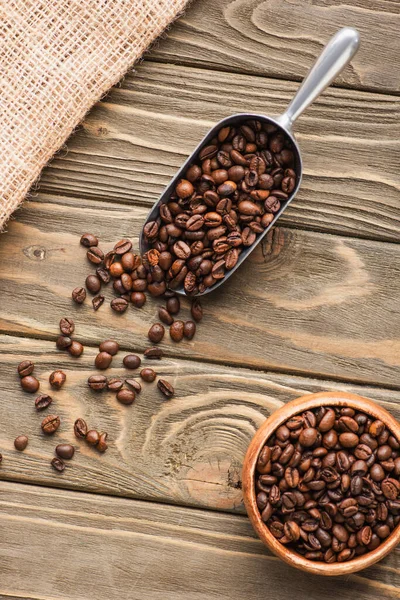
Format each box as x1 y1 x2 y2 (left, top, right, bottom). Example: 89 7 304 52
1 194 400 387
2 334 400 511
150 0 400 94
1 481 399 600
37 62 400 242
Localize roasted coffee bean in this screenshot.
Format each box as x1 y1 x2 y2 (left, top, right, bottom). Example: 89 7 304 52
144 347 163 359
126 378 142 393
41 414 60 434
95 352 113 370
49 370 66 389
74 418 88 439
110 297 128 313
158 306 174 326
107 377 124 392
96 266 111 284
59 317 75 336
72 286 86 304
170 320 184 342
114 239 132 255
157 379 174 398
21 375 40 393
55 444 75 460
116 389 136 405
80 233 99 247
85 274 101 294
140 368 156 383
17 360 34 377
183 321 196 340
99 340 119 356
97 432 108 452
110 262 124 278
68 341 84 357
148 323 165 344
123 354 141 370
51 457 65 472
86 430 100 446
35 394 53 410
87 246 104 265
92 295 105 311
14 435 28 451
131 291 147 308
88 375 108 391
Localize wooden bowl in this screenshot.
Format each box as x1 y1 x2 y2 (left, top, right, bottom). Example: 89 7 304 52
242 391 400 576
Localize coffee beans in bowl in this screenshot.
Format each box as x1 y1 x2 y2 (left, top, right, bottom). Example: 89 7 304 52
242 392 400 575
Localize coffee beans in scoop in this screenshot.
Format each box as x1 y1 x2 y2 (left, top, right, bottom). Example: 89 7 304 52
256 406 400 563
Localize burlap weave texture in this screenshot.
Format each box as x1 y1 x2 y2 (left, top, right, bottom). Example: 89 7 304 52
0 0 188 229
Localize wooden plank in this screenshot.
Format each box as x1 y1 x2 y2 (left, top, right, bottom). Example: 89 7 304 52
150 0 400 94
1 481 399 600
1 194 400 387
37 62 400 242
1 334 400 510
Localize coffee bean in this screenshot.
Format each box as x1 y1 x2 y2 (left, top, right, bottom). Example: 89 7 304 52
56 335 72 350
56 444 75 460
41 414 60 434
17 360 34 377
99 340 120 356
49 370 66 389
110 297 128 313
125 379 142 393
183 321 196 340
144 347 163 359
59 318 75 336
72 286 86 304
86 430 100 446
166 296 180 315
88 375 108 391
140 368 156 383
107 377 124 392
68 341 84 357
123 354 141 369
74 418 88 439
35 394 53 410
110 262 124 278
157 379 174 398
85 274 101 294
51 457 65 472
95 352 113 370
114 239 132 255
97 432 108 452
191 299 203 322
80 233 99 247
116 389 135 405
21 375 40 393
170 321 184 342
14 435 28 451
158 306 174 325
148 323 165 344
92 295 105 311
96 266 111 284
131 291 147 308
87 246 104 265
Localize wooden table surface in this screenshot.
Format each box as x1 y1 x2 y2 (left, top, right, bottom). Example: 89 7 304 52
1 1 399 598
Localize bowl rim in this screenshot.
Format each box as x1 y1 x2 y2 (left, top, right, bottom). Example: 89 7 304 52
242 391 400 576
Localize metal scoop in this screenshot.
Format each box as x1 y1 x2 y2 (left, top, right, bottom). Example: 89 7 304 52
140 28 360 296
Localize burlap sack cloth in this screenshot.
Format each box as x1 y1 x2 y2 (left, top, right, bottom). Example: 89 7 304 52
0 0 189 230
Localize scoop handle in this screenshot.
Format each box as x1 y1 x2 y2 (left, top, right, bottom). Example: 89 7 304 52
277 28 360 132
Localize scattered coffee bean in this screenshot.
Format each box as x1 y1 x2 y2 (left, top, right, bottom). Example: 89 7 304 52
17 360 34 377
85 274 101 295
123 354 141 370
96 266 111 284
183 321 196 340
56 335 72 349
92 294 105 311
49 370 66 389
191 299 203 322
125 379 142 393
97 432 108 452
35 394 53 410
110 297 128 313
110 262 124 278
87 246 104 265
170 321 184 342
14 435 28 451
21 375 40 393
144 347 163 359
157 379 174 398
55 444 75 460
88 375 108 391
86 430 100 446
131 291 146 308
74 418 88 439
99 340 120 356
95 351 113 370
148 323 165 344
80 233 98 247
68 341 84 357
114 239 132 255
140 368 156 383
72 286 86 304
166 296 180 315
158 306 174 325
107 377 124 392
41 414 61 434
256 406 400 563
116 389 135 405
59 317 75 335
51 457 66 472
